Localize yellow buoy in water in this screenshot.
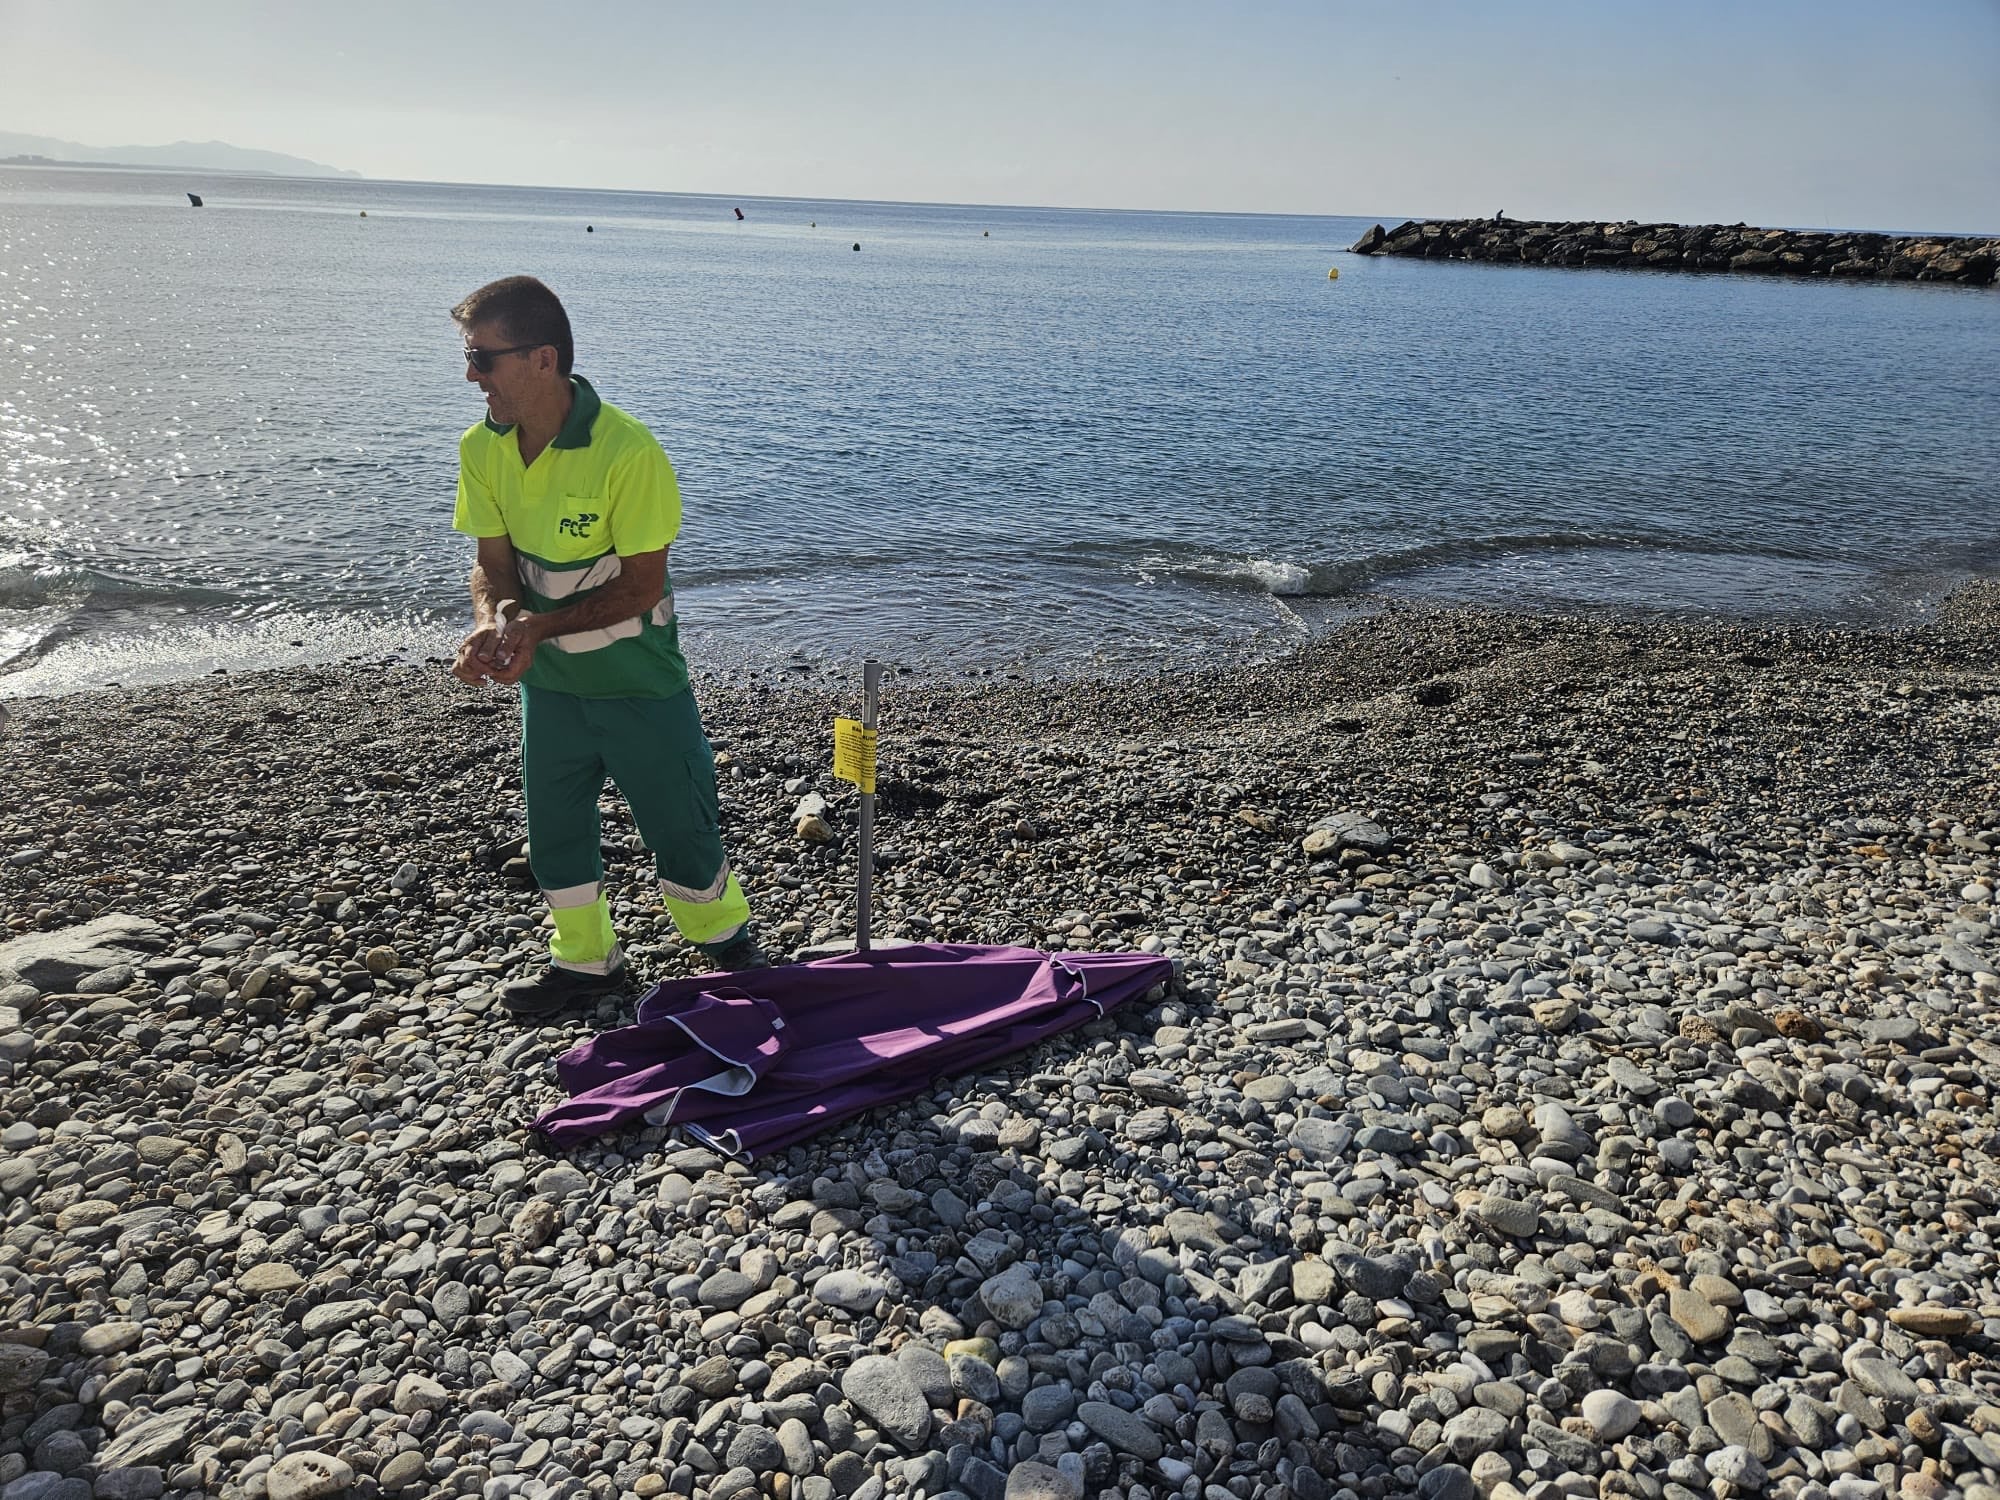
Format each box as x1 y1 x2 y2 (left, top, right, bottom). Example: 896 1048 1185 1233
1327 266 1339 280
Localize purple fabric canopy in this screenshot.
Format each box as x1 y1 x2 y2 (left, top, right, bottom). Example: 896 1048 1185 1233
535 942 1174 1158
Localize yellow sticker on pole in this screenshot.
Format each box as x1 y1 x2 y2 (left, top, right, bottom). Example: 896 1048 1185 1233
833 718 878 792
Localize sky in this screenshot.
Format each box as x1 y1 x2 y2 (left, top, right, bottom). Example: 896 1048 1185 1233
2 0 1997 232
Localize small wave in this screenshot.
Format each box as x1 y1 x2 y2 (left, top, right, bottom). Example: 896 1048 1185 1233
1130 531 1839 603
1143 552 1318 597
1312 532 1832 596
1221 557 1314 596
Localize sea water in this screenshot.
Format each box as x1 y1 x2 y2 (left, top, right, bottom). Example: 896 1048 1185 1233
2 166 1996 697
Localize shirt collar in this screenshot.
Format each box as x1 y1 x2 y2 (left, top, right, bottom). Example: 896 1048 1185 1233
482 373 601 448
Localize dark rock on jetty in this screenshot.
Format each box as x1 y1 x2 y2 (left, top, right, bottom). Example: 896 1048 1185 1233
1350 216 2000 285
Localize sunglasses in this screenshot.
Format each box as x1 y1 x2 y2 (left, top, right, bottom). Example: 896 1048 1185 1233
463 342 543 373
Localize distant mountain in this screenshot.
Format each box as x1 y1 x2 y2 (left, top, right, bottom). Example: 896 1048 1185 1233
0 129 358 178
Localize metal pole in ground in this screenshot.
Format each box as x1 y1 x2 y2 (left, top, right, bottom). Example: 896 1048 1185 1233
855 658 883 952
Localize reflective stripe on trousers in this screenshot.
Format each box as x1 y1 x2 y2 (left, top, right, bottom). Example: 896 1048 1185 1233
544 880 620 973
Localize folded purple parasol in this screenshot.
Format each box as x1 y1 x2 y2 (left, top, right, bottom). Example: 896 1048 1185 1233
534 942 1174 1158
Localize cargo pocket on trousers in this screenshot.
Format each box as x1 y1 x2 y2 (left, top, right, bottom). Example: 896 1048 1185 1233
682 753 721 837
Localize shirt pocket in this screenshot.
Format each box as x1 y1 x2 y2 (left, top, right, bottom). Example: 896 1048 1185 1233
543 493 611 563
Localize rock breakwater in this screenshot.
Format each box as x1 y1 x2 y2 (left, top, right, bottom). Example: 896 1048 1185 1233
2 589 1999 1500
1350 218 2000 286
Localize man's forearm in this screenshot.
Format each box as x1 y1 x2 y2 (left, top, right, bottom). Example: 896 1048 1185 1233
520 575 663 643
470 560 524 626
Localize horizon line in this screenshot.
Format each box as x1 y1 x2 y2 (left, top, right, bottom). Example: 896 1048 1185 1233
3 158 1993 239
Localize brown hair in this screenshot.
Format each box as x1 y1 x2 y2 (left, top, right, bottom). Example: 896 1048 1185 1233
451 275 575 375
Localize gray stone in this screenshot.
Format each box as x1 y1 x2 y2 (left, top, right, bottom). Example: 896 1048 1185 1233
1581 1389 1640 1442
896 1342 952 1409
1654 1096 1697 1129
300 1299 374 1338
0 914 173 992
1470 1194 1539 1237
1355 1124 1416 1154
1706 1392 1767 1455
1607 1057 1660 1095
812 1268 886 1313
1290 1117 1352 1161
1076 1401 1163 1461
0 1344 50 1393
78 1324 143 1356
948 1353 1001 1405
390 1374 448 1414
91 1470 166 1500
1303 812 1393 856
1332 1250 1412 1299
979 1264 1044 1330
1292 1259 1338 1304
459 1410 512 1441
1164 1208 1234 1252
1442 1406 1511 1460
1004 1463 1081 1500
1417 1466 1476 1500
378 1454 427 1495
1669 1286 1730 1343
1524 1418 1601 1474
265 1451 354 1500
777 1418 815 1476
841 1354 931 1449
1704 1446 1767 1489
31 1434 86 1477
532 1163 589 1198
93 1413 198 1471
765 1358 830 1402
700 1269 757 1310
1236 1256 1291 1308
1021 1385 1076 1433
725 1427 785 1475
1843 1352 1920 1405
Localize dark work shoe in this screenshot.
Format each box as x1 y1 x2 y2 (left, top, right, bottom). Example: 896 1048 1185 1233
500 961 626 1020
706 934 771 973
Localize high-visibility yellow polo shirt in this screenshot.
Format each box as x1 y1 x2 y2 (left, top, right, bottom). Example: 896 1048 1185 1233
453 374 689 699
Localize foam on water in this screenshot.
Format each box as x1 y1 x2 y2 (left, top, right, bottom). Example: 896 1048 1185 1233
0 608 453 698
1227 558 1315 597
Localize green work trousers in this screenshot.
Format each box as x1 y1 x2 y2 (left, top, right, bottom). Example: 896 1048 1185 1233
520 683 752 973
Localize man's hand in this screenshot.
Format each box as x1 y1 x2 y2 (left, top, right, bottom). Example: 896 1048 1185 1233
452 599 534 685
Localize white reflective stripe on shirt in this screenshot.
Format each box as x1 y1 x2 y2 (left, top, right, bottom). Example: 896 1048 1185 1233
546 616 645 655
518 551 621 602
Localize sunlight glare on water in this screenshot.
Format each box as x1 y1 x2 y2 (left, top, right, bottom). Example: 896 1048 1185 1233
2 166 1997 696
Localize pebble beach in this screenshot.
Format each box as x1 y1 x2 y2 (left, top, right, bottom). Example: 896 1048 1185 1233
1 590 1998 1500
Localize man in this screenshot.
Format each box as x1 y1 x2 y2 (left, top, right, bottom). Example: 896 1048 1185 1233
449 275 762 1019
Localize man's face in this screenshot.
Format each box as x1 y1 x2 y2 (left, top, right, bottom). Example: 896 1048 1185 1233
461 320 545 426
